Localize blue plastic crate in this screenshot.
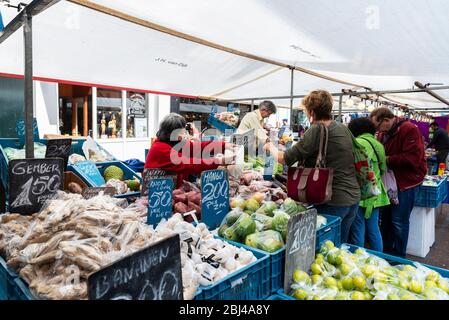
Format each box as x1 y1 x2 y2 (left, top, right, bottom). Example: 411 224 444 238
207 115 237 134
9 277 36 300
266 293 295 300
444 179 449 204
414 178 447 208
0 255 20 300
195 242 270 300
345 244 449 278
68 161 142 199
316 214 342 249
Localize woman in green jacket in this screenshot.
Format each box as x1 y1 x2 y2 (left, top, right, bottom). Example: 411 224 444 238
348 118 390 252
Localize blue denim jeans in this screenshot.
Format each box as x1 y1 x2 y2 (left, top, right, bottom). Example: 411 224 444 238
380 187 416 257
349 207 383 252
315 203 359 244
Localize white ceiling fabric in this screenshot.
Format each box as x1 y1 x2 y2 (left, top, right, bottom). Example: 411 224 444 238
1 0 449 110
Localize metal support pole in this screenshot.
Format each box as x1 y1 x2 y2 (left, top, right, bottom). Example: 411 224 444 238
23 11 34 158
338 95 343 123
289 68 294 130
251 99 254 111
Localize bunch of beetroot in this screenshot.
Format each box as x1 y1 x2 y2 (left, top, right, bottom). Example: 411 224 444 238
173 181 202 221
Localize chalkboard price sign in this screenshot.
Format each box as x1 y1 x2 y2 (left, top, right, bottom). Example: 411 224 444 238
82 187 117 199
147 178 173 225
201 169 229 229
8 158 64 215
74 161 105 186
16 119 39 147
45 138 72 170
141 168 176 196
88 234 183 300
284 209 317 294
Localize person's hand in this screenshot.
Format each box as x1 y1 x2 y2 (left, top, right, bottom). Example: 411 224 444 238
263 142 275 153
214 154 235 166
225 142 239 151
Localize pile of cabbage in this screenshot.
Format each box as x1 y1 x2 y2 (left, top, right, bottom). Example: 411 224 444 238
219 197 327 253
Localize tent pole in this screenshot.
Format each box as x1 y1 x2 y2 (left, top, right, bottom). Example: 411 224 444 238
23 11 34 158
289 68 294 130
338 94 343 123
415 82 449 106
251 99 254 111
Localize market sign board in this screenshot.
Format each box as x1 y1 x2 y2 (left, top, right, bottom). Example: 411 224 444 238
147 178 173 225
45 138 72 170
141 168 176 196
8 158 64 215
74 160 105 186
82 187 117 199
201 169 229 229
284 209 317 294
88 234 183 300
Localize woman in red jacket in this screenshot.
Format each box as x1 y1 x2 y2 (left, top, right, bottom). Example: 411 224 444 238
145 113 234 188
370 108 427 258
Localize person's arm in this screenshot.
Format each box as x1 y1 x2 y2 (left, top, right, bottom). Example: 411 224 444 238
266 125 319 166
387 126 425 169
376 142 387 176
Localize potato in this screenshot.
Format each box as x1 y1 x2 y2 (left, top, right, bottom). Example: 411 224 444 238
67 182 83 194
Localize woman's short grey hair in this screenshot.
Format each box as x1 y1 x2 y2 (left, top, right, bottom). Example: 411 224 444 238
259 100 277 114
156 113 186 143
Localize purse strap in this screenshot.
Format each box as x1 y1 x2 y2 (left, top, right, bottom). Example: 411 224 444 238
315 124 329 168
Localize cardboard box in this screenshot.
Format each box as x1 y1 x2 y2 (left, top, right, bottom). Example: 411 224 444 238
64 171 88 192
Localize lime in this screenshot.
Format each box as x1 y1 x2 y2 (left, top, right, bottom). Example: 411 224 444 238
311 274 322 285
354 248 365 255
363 291 373 300
311 263 323 275
402 265 416 273
401 293 417 300
293 269 311 284
324 276 338 288
423 288 438 300
387 293 400 300
324 240 335 249
335 254 344 266
327 252 337 265
334 269 342 280
353 276 366 290
341 277 354 290
425 280 437 289
340 263 351 276
426 271 439 283
361 265 376 277
351 291 365 300
437 279 449 294
293 289 308 300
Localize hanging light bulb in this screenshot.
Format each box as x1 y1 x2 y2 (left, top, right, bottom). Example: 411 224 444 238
367 101 375 112
345 97 354 107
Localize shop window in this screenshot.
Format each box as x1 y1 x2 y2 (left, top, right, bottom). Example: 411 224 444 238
126 92 147 138
97 89 122 139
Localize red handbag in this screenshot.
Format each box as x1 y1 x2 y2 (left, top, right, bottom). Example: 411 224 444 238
287 124 334 205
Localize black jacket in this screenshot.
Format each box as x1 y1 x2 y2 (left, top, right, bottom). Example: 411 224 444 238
429 128 449 151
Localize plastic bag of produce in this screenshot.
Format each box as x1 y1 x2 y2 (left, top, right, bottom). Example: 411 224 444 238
251 213 273 231
271 209 290 241
255 201 277 217
230 196 246 210
316 215 327 229
224 208 244 226
281 198 307 215
222 212 256 242
245 230 284 253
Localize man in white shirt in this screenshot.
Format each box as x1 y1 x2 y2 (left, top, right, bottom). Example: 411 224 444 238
237 101 277 151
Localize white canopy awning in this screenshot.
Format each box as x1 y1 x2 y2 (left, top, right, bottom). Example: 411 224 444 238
1 0 449 111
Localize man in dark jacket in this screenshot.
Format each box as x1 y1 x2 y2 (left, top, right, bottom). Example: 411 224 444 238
428 122 449 166
370 108 427 257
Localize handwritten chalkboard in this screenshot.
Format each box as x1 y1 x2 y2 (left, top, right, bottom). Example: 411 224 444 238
74 161 105 186
147 178 174 225
82 187 117 199
45 138 72 170
141 168 177 196
201 169 229 229
88 234 183 300
16 118 39 147
8 158 64 215
284 209 317 294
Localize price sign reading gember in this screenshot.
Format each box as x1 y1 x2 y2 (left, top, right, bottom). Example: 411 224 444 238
147 178 174 225
201 169 229 229
8 158 64 215
284 209 317 294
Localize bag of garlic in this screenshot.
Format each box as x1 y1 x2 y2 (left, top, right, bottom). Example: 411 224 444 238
0 194 261 300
